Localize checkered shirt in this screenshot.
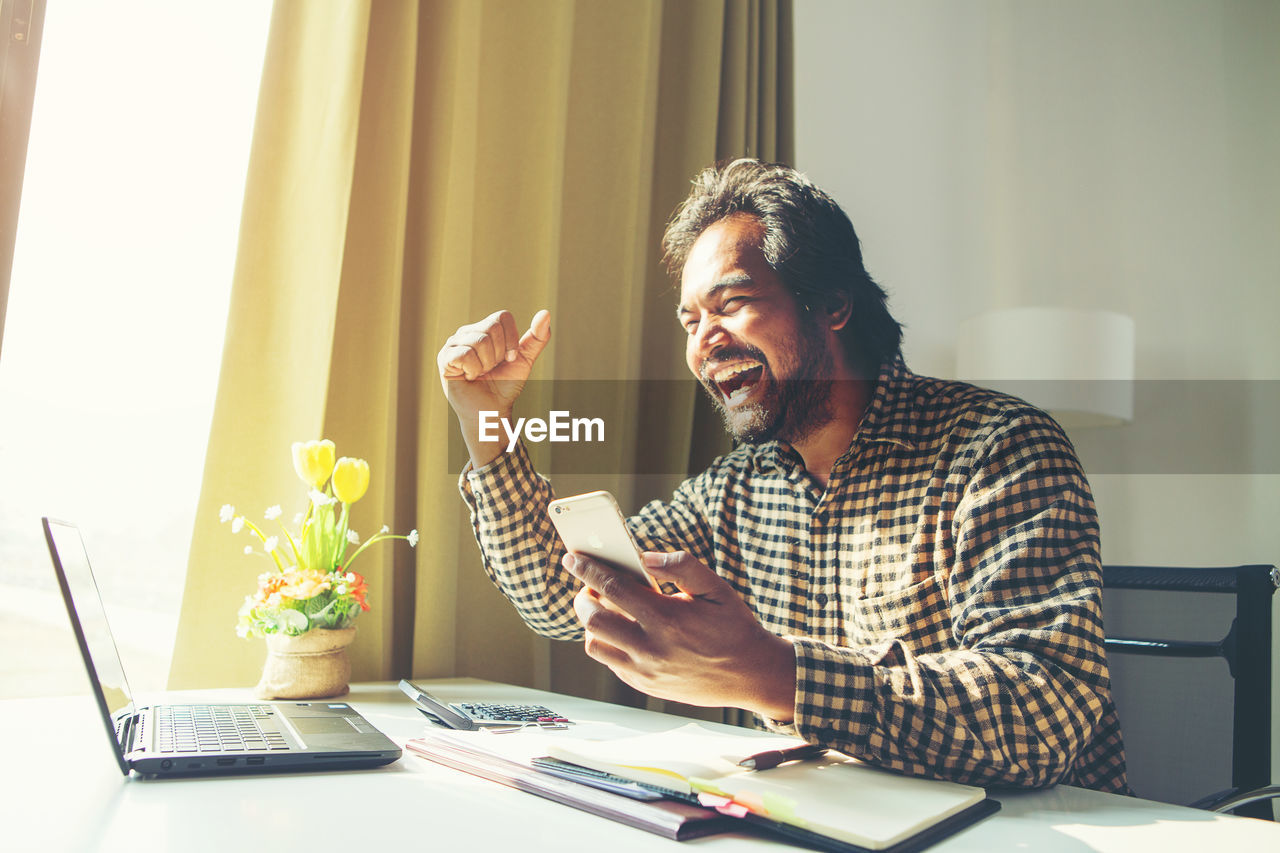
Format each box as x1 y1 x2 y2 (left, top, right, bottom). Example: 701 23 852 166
460 356 1130 793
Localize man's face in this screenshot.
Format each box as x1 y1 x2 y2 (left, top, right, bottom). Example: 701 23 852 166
677 215 836 445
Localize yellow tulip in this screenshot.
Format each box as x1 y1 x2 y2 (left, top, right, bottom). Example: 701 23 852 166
332 456 370 504
291 439 336 488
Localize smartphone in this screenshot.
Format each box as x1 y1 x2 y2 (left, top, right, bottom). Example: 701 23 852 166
547 490 661 591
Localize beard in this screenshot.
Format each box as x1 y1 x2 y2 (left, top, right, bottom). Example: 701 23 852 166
698 319 838 446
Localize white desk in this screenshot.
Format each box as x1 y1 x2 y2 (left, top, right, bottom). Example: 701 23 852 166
1 679 1276 852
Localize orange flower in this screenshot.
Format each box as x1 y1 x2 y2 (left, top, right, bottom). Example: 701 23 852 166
278 567 331 602
345 571 370 611
257 573 286 596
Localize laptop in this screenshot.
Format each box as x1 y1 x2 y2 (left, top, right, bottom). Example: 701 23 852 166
41 517 402 776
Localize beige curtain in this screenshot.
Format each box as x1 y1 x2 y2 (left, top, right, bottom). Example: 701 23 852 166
0 0 49 363
170 0 793 710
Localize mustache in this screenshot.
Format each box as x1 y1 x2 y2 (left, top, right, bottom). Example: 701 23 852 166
698 346 769 383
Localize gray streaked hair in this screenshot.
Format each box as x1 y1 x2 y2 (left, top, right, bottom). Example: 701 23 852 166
662 159 902 376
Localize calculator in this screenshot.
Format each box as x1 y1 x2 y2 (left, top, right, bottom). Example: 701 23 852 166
398 679 571 730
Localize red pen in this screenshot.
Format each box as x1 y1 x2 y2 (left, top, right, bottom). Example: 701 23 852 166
737 743 826 770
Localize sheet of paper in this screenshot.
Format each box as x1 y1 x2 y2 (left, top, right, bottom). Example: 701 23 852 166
543 723 808 792
422 721 621 760
714 754 986 849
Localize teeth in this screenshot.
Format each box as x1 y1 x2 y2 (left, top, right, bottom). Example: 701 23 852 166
710 362 761 383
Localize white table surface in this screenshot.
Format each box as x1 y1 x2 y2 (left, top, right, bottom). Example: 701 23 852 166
1 679 1276 852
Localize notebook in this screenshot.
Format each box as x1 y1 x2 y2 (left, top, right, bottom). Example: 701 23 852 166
41 517 402 776
542 723 997 852
405 735 740 841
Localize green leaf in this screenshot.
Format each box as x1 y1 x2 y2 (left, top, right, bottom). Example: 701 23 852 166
333 504 351 570
302 592 332 617
316 503 338 569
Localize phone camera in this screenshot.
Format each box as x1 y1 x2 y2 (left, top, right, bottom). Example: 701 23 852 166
554 506 561 514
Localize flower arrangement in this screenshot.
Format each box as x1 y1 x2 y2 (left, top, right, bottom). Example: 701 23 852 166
224 439 417 639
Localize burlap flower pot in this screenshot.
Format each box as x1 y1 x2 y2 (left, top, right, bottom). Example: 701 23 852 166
255 627 355 700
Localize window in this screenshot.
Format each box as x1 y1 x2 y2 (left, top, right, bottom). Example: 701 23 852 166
0 2 272 698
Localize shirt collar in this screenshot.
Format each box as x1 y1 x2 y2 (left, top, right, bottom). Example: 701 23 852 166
850 355 921 451
753 439 803 474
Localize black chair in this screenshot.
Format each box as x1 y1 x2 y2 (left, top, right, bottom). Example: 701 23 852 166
1102 564 1278 820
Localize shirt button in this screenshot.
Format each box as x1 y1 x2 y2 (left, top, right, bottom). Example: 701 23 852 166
815 593 829 608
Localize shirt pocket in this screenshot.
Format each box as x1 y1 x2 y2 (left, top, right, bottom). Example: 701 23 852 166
844 572 949 650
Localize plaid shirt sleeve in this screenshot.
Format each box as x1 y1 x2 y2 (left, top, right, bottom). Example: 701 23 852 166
458 444 721 639
785 411 1122 790
459 445 584 640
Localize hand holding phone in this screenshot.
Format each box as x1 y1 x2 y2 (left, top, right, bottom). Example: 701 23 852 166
547 490 661 592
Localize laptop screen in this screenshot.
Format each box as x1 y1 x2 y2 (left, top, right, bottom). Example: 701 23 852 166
42 518 136 724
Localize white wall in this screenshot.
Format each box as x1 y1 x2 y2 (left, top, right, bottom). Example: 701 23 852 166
795 0 1279 806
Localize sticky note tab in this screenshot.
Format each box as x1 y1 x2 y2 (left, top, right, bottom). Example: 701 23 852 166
761 792 804 826
697 793 749 818
690 776 729 797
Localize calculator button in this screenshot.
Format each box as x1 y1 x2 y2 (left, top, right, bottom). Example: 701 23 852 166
455 701 569 724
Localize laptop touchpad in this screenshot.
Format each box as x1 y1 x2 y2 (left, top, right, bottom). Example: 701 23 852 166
291 716 358 735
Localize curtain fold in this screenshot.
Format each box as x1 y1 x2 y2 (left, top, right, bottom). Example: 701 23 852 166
170 0 793 713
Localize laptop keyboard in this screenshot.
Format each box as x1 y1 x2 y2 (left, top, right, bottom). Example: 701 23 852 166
153 705 290 754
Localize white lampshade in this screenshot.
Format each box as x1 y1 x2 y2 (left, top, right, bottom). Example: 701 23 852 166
956 307 1136 428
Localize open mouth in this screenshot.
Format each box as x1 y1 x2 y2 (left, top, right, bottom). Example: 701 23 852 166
709 361 765 407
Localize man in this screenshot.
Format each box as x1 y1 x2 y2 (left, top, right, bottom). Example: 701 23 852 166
436 159 1128 793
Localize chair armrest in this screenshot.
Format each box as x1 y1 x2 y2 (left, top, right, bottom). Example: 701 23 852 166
1194 785 1280 814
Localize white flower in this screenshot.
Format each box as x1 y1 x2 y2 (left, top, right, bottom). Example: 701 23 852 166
380 524 390 534
231 516 245 534
335 584 348 595
235 624 249 638
244 545 253 555
264 505 282 520
294 512 304 525
278 610 309 633
220 504 236 523
407 529 419 547
345 572 356 583
263 536 278 553
347 529 360 545
309 489 336 507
